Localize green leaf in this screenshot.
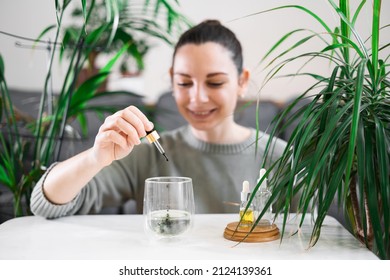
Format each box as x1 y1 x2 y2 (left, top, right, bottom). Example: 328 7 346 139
311 152 348 247
241 5 332 34
352 0 366 26
0 162 13 187
34 25 57 49
374 117 390 256
260 29 306 63
365 126 387 259
100 42 130 73
105 0 120 47
371 0 381 82
328 0 368 58
76 113 88 137
81 0 87 21
0 54 4 75
344 60 365 193
70 71 110 109
264 34 317 70
320 34 364 58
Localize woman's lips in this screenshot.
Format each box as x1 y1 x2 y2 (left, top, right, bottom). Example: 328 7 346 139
187 108 217 119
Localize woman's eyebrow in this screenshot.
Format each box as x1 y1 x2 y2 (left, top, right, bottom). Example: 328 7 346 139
173 72 228 77
207 72 228 77
173 72 191 77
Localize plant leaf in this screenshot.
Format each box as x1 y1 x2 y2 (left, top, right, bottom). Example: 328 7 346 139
344 60 365 193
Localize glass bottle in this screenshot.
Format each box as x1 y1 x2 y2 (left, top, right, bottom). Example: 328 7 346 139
255 168 272 226
239 180 254 226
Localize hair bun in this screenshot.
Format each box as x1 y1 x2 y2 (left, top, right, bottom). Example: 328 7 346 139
202 19 222 26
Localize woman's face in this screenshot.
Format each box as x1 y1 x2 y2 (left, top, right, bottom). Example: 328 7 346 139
171 42 249 132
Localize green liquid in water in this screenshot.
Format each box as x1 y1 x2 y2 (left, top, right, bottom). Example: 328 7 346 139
149 209 191 236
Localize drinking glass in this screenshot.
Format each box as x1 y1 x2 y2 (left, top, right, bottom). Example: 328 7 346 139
143 176 194 239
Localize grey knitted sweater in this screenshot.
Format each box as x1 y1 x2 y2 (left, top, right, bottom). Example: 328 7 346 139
30 126 286 218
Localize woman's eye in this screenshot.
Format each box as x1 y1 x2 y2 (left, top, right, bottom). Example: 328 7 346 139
207 82 224 87
177 82 192 87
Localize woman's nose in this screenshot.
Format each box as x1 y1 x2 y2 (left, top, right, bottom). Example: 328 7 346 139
190 86 209 103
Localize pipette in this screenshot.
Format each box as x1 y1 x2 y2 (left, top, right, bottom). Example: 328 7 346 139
145 130 169 161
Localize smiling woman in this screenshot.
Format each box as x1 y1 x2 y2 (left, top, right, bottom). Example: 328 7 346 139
170 20 251 144
30 19 287 219
172 43 250 143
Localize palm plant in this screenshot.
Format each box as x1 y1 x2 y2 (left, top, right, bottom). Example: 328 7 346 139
251 0 389 259
0 0 190 218
61 0 191 75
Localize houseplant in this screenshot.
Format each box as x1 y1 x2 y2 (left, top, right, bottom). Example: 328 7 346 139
0 0 190 218
250 0 389 259
60 0 191 82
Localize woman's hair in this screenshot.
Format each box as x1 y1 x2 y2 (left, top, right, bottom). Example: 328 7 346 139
172 20 243 74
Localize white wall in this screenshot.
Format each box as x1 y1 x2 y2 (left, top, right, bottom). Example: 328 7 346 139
1 0 389 103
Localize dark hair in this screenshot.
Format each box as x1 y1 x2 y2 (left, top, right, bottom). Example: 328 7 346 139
172 20 243 74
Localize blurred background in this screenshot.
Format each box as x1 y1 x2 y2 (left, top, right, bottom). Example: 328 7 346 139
2 0 388 104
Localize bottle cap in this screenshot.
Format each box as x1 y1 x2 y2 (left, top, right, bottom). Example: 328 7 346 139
258 168 267 190
241 180 250 201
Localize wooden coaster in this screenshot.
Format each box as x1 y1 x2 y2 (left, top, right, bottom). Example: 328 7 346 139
223 221 280 243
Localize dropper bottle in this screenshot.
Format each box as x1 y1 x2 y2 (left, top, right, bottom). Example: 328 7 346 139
239 180 254 226
255 168 272 226
145 130 168 161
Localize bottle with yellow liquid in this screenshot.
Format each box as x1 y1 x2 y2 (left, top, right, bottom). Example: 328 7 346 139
239 180 254 226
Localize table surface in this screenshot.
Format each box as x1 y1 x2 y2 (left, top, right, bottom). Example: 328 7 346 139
0 214 378 260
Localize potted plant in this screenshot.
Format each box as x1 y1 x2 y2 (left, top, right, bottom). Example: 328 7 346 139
61 0 191 85
250 0 389 259
0 0 190 219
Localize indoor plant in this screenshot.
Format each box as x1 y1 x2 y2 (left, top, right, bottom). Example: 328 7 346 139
60 0 191 82
251 0 389 259
0 0 190 218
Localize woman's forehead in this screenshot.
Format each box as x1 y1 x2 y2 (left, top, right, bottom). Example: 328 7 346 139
173 43 237 74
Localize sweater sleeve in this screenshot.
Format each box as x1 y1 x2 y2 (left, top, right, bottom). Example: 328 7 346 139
30 161 138 219
30 142 158 219
30 163 84 218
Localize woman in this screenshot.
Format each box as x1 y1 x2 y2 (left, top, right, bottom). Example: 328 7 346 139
31 20 286 218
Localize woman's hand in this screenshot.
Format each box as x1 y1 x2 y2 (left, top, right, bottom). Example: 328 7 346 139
92 105 154 167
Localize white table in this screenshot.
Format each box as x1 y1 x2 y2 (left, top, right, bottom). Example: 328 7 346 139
0 214 377 260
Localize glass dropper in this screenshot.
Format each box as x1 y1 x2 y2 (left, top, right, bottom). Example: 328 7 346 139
145 130 169 161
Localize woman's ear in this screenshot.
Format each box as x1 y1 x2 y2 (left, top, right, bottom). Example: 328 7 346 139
169 67 176 97
238 68 250 97
169 67 173 80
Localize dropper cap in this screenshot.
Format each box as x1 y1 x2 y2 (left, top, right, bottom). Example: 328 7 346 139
241 180 250 201
259 168 267 190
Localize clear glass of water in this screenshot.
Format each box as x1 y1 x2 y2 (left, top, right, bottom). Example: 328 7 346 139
143 177 194 239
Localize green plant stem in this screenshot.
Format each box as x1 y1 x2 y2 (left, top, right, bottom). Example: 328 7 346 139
33 4 65 168
0 74 22 157
55 37 85 161
339 0 350 65
13 189 23 217
371 0 381 82
350 176 362 235
42 6 90 164
363 188 373 247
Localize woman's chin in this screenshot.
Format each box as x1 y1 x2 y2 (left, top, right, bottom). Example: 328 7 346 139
188 122 214 131
187 118 226 132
